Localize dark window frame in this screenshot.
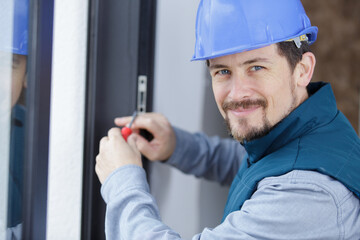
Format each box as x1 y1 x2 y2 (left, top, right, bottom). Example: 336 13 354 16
81 0 157 239
22 0 54 239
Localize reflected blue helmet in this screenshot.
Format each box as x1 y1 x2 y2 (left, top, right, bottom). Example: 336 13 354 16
192 0 318 61
13 0 29 55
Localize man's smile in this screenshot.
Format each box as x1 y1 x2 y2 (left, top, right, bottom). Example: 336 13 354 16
222 98 268 119
228 105 262 117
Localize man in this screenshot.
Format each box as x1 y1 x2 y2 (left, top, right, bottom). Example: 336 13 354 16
0 0 28 238
95 0 360 239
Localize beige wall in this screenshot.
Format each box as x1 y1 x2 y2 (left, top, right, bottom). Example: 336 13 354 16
303 0 360 133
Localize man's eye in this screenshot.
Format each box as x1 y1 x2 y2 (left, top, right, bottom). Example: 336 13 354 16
250 66 263 72
218 69 230 75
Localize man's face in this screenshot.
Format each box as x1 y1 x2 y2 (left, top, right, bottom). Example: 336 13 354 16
11 54 27 107
209 44 302 142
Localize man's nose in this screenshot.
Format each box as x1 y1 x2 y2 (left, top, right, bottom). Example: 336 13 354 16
227 74 252 101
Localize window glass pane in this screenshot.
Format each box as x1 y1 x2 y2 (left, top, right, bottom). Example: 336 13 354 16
0 0 28 239
0 1 13 238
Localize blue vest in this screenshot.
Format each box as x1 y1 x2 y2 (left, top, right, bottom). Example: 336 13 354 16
8 104 26 227
222 82 360 221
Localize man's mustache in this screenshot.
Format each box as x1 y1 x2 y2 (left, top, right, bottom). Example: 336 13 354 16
222 99 268 112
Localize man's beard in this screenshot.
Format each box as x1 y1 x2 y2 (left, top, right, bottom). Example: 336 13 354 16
223 80 297 143
223 98 272 143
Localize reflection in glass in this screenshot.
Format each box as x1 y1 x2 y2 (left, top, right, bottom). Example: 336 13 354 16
0 0 28 239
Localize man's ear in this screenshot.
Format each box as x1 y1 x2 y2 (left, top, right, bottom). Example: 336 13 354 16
295 52 316 87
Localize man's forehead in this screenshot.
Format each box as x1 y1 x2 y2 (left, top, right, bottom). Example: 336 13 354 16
208 44 279 68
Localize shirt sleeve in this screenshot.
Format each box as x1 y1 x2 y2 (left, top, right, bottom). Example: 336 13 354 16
101 165 181 240
195 172 343 239
102 167 350 240
165 127 246 186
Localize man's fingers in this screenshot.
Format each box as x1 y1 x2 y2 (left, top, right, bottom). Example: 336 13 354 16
132 133 156 160
107 127 123 140
95 155 101 163
99 136 108 152
131 115 163 137
127 135 140 154
95 157 105 184
100 136 108 145
115 113 166 136
114 116 133 127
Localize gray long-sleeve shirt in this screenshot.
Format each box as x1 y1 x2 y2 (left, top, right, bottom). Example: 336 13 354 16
101 128 360 239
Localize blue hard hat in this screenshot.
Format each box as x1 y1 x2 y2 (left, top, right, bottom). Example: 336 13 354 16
192 0 318 61
0 0 29 55
12 0 29 55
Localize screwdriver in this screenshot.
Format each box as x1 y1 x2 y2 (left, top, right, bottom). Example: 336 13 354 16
121 110 137 141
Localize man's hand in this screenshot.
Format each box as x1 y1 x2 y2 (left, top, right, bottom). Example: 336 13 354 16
95 127 142 184
115 113 176 162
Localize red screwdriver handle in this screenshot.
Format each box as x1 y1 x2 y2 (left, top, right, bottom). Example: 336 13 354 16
121 111 137 142
121 127 132 141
